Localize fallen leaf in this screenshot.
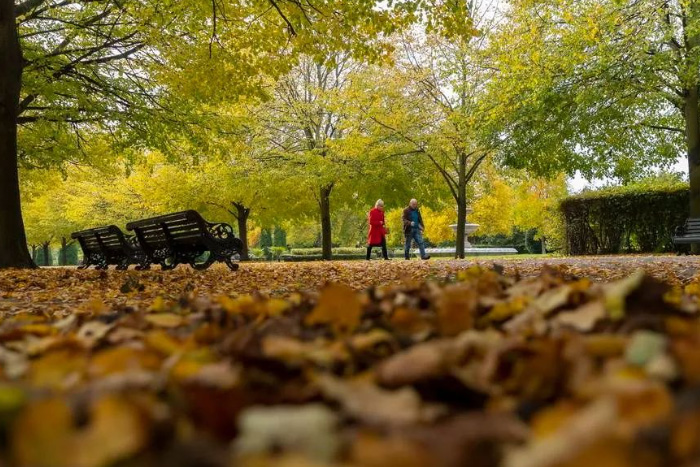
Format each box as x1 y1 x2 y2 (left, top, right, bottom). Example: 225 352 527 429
235 404 339 463
144 313 185 328
12 395 148 467
305 283 362 334
437 283 477 336
553 300 606 332
317 374 446 426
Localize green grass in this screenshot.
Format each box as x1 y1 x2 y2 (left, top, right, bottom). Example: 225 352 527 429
417 253 562 261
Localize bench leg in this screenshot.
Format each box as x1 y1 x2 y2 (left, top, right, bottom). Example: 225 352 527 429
86 254 108 270
191 256 215 270
224 258 239 271
135 256 151 270
78 253 102 269
675 244 691 255
160 259 177 271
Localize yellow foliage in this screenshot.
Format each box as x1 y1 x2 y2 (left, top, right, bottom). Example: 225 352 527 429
471 177 516 236
421 207 455 245
384 205 456 246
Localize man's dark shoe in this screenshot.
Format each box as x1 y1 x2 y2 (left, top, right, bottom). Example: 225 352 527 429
421 255 431 260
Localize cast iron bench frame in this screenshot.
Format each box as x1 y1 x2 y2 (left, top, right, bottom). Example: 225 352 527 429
71 225 146 270
126 210 242 270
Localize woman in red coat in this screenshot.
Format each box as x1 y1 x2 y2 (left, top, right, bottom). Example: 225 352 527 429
366 199 389 260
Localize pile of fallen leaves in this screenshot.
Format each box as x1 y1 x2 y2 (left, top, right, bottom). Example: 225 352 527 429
3 257 700 317
4 263 700 466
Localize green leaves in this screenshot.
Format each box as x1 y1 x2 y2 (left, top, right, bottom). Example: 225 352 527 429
489 0 690 181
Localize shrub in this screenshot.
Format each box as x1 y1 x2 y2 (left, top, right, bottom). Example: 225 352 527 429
289 248 368 256
560 179 688 255
270 246 287 261
249 248 264 260
282 247 397 261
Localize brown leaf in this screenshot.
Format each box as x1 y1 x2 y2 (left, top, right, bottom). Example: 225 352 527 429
436 284 477 337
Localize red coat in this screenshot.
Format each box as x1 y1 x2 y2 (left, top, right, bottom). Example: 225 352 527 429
367 207 386 245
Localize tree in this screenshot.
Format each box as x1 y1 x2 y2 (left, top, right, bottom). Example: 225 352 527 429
492 0 695 220
350 2 507 258
21 169 80 267
468 165 568 252
1 0 29 267
2 0 430 268
512 174 568 254
253 54 366 260
192 157 295 261
273 226 287 248
2 0 169 268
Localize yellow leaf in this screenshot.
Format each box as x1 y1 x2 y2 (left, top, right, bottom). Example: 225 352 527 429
89 347 161 377
12 395 147 467
144 330 184 355
265 298 290 316
144 313 185 328
305 283 362 334
148 296 168 313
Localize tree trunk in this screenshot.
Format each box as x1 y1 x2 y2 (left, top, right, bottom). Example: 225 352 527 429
685 86 700 253
30 244 37 262
541 236 547 254
0 0 33 269
59 237 68 265
319 184 333 260
232 201 250 261
684 2 700 253
455 153 467 259
42 242 51 267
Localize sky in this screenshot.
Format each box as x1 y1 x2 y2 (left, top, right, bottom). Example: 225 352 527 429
567 156 688 193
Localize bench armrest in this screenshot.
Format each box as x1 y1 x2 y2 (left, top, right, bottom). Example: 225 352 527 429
126 235 141 249
207 222 235 240
675 225 687 236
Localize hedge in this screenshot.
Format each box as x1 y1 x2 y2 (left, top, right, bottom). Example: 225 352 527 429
288 248 372 256
282 249 397 261
560 181 688 255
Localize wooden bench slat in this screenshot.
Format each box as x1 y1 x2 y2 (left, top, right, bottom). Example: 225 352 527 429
674 218 700 253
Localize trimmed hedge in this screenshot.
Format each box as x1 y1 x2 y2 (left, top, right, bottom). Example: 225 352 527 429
288 248 371 256
561 181 689 255
282 248 397 261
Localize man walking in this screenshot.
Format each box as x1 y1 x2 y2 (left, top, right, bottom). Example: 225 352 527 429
402 199 430 260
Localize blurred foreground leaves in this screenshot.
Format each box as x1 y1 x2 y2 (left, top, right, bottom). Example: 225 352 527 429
1 260 700 465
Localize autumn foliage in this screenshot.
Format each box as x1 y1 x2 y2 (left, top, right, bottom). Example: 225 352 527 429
0 260 700 466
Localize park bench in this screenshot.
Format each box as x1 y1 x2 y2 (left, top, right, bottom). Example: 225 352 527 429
673 218 700 254
126 210 243 270
71 225 146 270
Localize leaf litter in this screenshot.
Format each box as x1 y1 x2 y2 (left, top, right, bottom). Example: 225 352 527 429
0 259 700 465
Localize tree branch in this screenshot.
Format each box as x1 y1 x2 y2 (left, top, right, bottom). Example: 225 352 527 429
15 0 47 17
268 0 297 36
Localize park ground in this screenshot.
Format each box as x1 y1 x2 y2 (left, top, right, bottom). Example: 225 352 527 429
2 255 700 466
3 255 700 313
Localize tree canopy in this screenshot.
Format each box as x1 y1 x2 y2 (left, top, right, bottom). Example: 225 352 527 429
2 0 696 267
